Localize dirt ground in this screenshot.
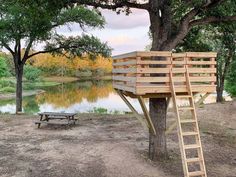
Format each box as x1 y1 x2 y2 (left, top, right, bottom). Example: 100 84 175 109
0 101 235 177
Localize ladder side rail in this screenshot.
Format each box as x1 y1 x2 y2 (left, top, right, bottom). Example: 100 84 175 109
170 56 189 177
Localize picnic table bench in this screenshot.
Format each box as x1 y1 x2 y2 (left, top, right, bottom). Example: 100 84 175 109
35 112 77 128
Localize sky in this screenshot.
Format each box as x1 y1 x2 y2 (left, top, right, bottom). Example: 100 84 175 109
56 8 151 56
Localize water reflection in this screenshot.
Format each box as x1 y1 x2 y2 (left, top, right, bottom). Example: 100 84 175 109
0 80 233 114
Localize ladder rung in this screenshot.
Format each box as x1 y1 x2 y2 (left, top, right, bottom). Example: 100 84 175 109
182 132 198 136
178 106 194 110
184 144 200 149
176 95 191 98
186 158 202 163
180 119 196 123
188 171 205 176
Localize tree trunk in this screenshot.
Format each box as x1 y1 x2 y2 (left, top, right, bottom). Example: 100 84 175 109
149 98 168 160
15 64 24 113
148 10 171 160
216 85 224 102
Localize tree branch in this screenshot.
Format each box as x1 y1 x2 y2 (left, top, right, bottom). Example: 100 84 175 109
22 38 34 64
69 0 149 10
1 42 15 56
160 0 226 50
190 15 236 27
27 47 64 59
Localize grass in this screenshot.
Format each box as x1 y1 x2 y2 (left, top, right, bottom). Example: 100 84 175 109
0 86 15 93
88 107 123 114
0 77 60 94
43 76 79 83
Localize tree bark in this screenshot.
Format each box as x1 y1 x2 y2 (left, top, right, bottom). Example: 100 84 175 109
148 8 172 160
149 98 168 160
216 85 224 102
216 50 233 102
15 63 24 113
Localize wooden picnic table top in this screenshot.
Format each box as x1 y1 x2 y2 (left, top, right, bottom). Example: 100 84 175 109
38 112 77 117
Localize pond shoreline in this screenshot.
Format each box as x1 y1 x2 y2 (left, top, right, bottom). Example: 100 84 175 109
0 89 45 100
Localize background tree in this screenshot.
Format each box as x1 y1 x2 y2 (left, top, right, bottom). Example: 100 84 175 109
69 0 236 160
0 0 111 113
177 25 236 102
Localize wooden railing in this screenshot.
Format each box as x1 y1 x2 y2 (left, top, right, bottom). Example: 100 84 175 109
112 51 217 95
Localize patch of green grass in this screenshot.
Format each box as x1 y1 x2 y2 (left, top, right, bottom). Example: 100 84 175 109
32 81 60 87
91 107 108 114
88 107 123 114
23 81 60 90
0 86 15 93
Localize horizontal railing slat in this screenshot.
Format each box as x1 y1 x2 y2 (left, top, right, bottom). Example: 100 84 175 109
113 83 136 93
112 76 136 82
113 60 136 66
113 68 216 74
135 76 216 83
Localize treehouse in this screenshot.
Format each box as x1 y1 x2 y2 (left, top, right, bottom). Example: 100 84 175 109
112 51 217 177
113 51 216 97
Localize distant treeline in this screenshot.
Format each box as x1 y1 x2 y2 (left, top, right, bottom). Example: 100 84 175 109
0 51 112 78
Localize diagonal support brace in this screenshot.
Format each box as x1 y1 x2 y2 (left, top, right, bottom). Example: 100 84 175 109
115 89 156 135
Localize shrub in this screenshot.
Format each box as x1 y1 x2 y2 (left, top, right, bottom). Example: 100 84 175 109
0 86 15 93
75 68 92 78
93 68 105 77
225 81 236 97
92 107 108 114
24 65 41 82
0 78 15 88
0 57 10 77
225 60 236 97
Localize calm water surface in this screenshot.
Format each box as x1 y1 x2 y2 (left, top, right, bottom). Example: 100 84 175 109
0 80 232 114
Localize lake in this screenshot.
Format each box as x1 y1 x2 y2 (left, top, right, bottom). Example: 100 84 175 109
0 80 232 114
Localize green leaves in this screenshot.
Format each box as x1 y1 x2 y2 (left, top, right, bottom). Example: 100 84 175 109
45 34 112 58
0 0 111 59
56 6 105 29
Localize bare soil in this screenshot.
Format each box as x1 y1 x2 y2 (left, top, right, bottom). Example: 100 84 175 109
0 101 235 177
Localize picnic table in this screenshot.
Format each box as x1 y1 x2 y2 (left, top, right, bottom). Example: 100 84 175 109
35 112 77 128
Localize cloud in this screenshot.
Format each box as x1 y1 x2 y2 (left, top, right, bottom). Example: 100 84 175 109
102 9 150 29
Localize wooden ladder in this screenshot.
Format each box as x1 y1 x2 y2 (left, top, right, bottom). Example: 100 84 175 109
170 58 207 177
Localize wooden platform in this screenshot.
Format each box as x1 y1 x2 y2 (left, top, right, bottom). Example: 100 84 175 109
112 51 217 97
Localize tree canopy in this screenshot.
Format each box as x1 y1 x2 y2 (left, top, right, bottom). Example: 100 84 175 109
0 0 111 112
0 0 111 61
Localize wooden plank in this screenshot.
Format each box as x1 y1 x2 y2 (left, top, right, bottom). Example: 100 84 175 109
112 60 136 66
137 51 172 57
186 52 217 58
137 68 169 73
38 112 76 116
172 61 186 64
112 68 137 74
113 81 135 87
175 68 216 74
112 51 138 60
137 77 169 83
115 89 149 130
210 57 215 85
172 53 186 58
112 51 217 60
187 61 216 65
137 60 171 65
137 96 156 135
113 83 136 93
133 68 216 74
136 85 216 94
112 76 136 82
136 76 216 83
